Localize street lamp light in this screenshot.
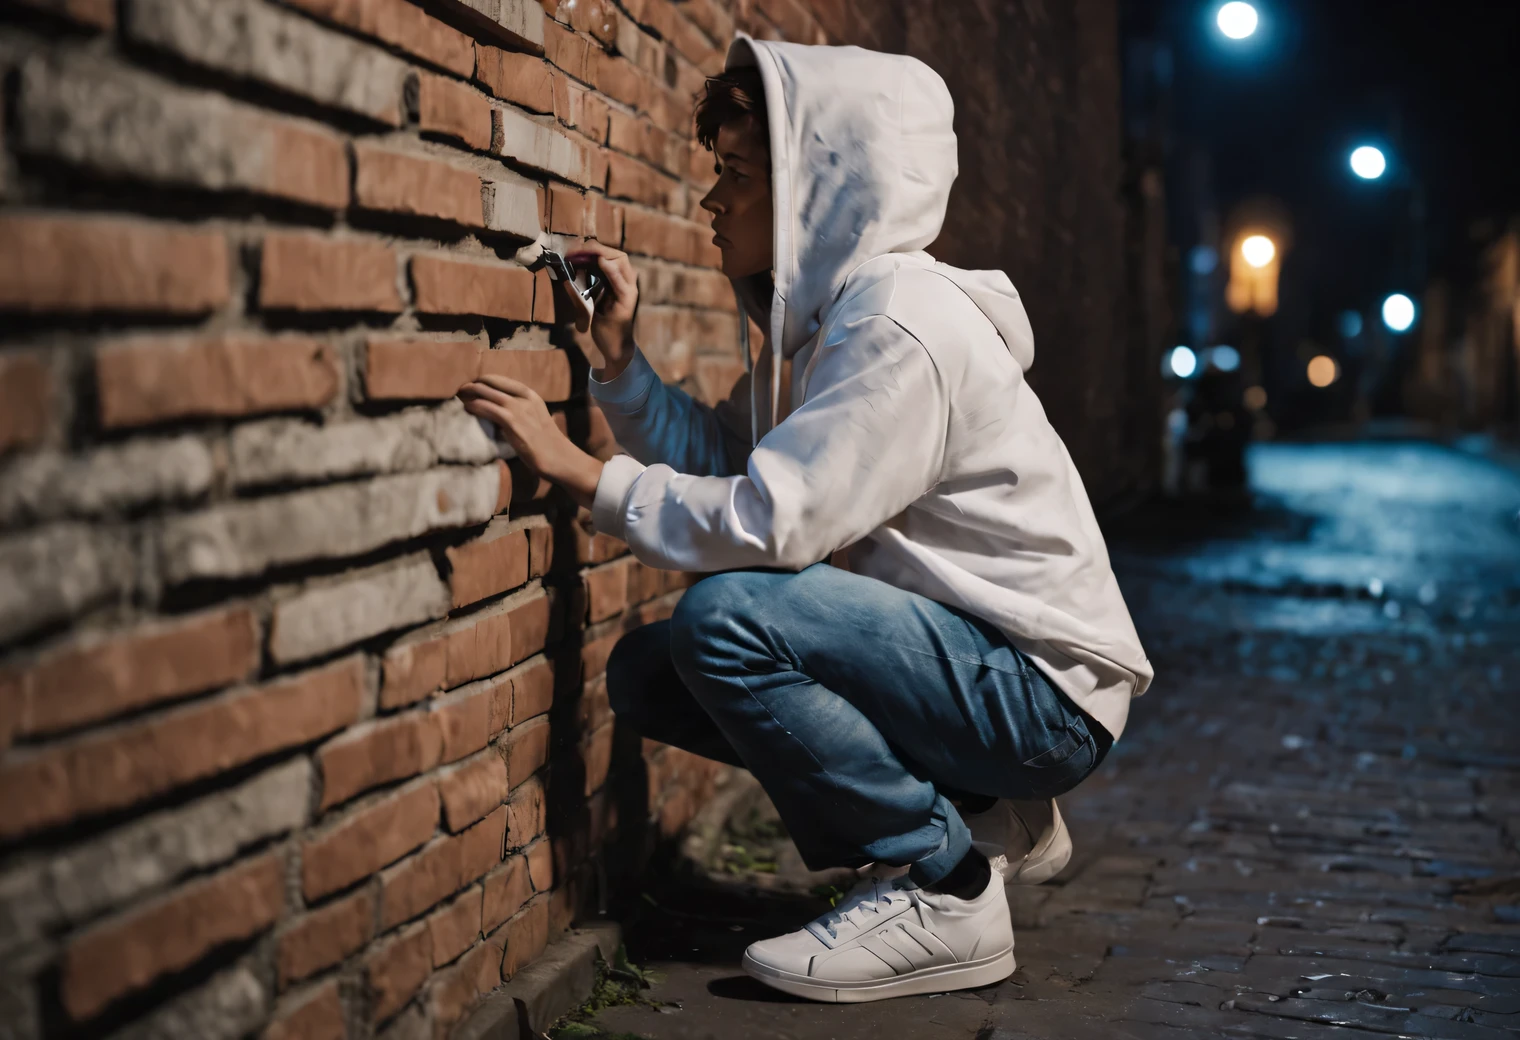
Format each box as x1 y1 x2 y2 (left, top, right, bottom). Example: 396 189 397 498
1350 145 1387 181
1241 234 1276 268
1216 2 1259 40
1381 293 1416 333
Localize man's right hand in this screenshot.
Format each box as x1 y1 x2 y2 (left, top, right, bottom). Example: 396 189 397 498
566 241 639 382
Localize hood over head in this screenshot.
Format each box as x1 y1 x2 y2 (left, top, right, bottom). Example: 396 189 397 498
724 37 1035 435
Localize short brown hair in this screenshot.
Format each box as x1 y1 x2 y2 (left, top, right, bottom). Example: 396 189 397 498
694 66 769 154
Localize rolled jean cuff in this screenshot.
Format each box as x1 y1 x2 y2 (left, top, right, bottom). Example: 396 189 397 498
907 794 972 887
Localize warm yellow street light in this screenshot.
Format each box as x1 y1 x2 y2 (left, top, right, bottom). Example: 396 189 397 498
1307 355 1338 388
1241 235 1276 268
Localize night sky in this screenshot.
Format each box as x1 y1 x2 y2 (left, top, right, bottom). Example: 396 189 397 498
1126 0 1520 336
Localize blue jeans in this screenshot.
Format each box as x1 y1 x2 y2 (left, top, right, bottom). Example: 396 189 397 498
606 564 1111 886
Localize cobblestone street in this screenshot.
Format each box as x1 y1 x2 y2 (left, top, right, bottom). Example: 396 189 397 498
569 439 1520 1039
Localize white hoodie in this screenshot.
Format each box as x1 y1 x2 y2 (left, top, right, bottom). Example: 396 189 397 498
588 36 1151 740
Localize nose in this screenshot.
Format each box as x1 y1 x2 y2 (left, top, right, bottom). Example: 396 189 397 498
700 186 724 216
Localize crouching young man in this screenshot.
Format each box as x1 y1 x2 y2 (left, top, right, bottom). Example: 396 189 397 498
459 35 1152 1003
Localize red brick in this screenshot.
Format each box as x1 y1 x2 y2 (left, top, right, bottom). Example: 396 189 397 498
576 528 628 565
566 0 617 44
433 682 493 764
495 457 513 514
526 838 553 891
579 630 617 685
527 522 554 577
265 980 345 1040
501 898 549 979
0 215 228 314
418 73 494 151
593 196 623 246
379 806 506 928
532 266 555 322
427 887 483 966
0 352 50 454
505 776 545 850
481 852 531 932
607 151 678 209
622 207 690 263
446 527 529 609
260 233 401 312
507 592 551 666
477 348 573 401
438 751 509 831
583 559 630 623
353 144 485 227
510 657 555 726
265 120 351 209
589 48 646 109
0 657 365 840
427 936 501 1033
285 0 475 75
364 336 482 400
302 782 440 901
411 255 534 320
627 559 666 605
441 607 516 687
278 888 375 987
543 19 589 80
476 45 554 112
379 637 449 710
578 674 610 733
96 334 339 429
503 714 550 790
1 608 257 744
317 712 444 810
62 854 284 1020
581 721 613 795
366 921 432 1020
547 183 587 235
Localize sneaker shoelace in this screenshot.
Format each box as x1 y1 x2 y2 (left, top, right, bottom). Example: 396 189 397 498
819 876 920 940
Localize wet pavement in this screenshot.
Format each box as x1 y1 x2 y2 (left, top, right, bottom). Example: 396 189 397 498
568 439 1520 1040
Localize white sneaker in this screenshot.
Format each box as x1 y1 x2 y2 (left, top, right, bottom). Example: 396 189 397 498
965 798 1072 884
741 872 1015 1002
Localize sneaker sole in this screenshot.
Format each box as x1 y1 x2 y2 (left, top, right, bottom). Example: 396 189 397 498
741 947 1016 1003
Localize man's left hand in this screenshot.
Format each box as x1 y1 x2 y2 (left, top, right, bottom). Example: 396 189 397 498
458 375 604 509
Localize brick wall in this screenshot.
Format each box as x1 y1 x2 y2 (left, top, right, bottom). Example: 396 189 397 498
0 1 1145 1038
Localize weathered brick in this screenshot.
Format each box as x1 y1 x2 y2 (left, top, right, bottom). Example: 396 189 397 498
426 887 482 966
446 522 530 609
260 233 401 312
510 656 555 726
266 980 344 1040
0 657 364 839
411 254 535 320
576 527 628 565
318 710 444 811
270 557 451 664
477 347 573 401
577 673 610 733
438 751 509 831
588 47 646 110
500 897 549 979
429 0 545 52
526 838 552 891
481 852 530 932
96 334 339 429
283 0 476 77
505 775 545 850
126 0 409 125
526 518 553 577
583 558 630 623
0 606 258 741
365 337 483 401
353 144 485 227
0 436 215 528
278 888 375 986
230 403 496 488
547 183 588 234
581 721 613 795
0 352 50 454
475 45 553 111
303 782 440 901
607 151 680 210
494 104 589 184
380 589 547 702
61 854 284 1020
418 73 494 151
432 681 494 763
593 195 623 246
428 935 501 1033
482 173 543 238
542 19 588 79
503 714 550 789
0 215 228 315
156 465 501 583
17 53 348 209
365 921 432 1020
379 806 506 928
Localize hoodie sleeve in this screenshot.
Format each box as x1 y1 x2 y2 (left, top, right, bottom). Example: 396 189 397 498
591 314 947 572
588 348 752 478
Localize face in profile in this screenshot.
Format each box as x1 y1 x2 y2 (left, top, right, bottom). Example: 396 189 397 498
700 115 774 280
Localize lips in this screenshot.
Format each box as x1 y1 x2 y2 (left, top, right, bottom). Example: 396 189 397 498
712 232 732 249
